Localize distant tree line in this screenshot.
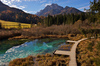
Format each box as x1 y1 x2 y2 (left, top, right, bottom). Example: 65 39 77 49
41 13 97 26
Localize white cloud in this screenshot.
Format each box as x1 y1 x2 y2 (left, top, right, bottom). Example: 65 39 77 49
1 0 21 5
23 10 36 14
1 0 57 5
1 0 43 6
10 5 26 9
78 6 89 10
45 3 51 7
28 11 37 14
40 0 46 3
1 0 49 7
1 0 26 10
19 6 26 9
23 10 28 13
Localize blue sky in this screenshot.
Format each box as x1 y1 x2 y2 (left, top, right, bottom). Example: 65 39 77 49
1 0 93 14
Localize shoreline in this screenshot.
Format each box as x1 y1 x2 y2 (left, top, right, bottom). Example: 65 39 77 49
8 34 85 41
8 35 68 40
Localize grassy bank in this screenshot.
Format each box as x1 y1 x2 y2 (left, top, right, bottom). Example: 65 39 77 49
77 38 100 66
0 29 21 40
9 54 70 66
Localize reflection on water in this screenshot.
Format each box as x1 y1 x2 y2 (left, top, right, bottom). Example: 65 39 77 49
0 38 66 66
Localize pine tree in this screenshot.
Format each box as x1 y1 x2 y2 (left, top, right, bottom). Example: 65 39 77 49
30 21 33 28
18 23 21 29
0 23 2 29
90 0 100 21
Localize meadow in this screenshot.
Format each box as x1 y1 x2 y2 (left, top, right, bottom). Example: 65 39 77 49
0 20 32 29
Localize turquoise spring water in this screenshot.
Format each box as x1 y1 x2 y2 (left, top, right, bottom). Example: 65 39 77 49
0 38 66 66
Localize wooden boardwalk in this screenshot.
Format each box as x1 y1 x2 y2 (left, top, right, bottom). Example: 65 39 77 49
66 40 76 43
54 38 88 66
54 50 70 55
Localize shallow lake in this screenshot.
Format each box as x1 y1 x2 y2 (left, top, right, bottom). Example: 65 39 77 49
0 38 67 66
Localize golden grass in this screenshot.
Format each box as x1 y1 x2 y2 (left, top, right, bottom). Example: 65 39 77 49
9 53 70 66
9 56 34 66
0 20 31 29
77 38 100 66
36 54 70 66
68 34 85 41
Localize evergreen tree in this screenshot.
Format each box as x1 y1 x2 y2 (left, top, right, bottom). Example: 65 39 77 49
90 0 100 21
42 13 89 26
18 23 21 29
30 21 33 28
63 14 67 25
0 23 2 29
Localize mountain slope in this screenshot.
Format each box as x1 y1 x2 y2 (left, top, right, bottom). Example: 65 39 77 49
0 1 24 13
36 4 82 16
0 1 40 24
